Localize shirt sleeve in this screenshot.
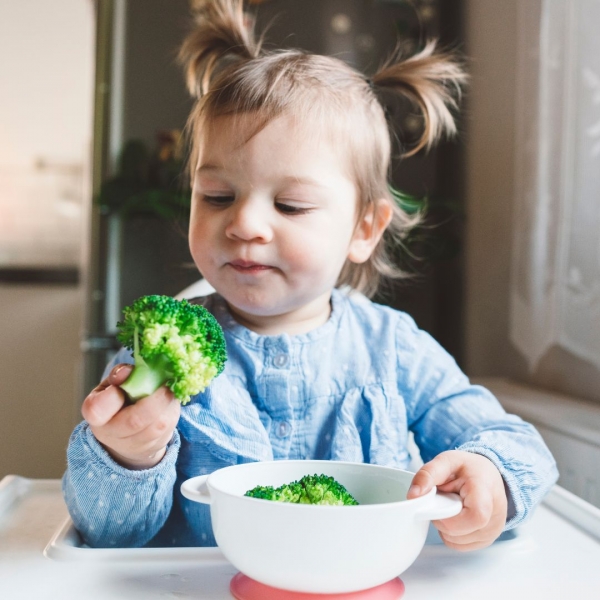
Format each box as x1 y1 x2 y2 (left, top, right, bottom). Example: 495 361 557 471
62 421 181 548
396 313 558 530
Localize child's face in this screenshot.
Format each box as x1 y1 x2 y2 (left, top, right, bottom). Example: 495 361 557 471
189 113 376 333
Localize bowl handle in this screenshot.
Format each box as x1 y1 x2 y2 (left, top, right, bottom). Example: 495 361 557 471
180 475 212 504
414 491 462 521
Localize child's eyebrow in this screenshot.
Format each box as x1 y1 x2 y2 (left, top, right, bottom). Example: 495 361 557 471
195 164 221 174
281 175 328 189
195 167 329 190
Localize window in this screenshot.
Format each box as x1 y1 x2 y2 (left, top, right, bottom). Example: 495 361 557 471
510 1 600 383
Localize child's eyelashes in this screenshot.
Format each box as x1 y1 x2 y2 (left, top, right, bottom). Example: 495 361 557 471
202 194 235 206
200 194 312 215
275 202 312 215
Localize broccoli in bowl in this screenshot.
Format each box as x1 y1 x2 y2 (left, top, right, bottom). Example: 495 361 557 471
245 474 359 506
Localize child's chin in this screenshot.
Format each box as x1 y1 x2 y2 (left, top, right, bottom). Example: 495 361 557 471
225 293 285 317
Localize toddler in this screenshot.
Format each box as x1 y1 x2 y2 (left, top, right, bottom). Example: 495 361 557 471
63 0 557 551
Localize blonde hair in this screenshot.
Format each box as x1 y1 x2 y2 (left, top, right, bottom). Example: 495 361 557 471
179 0 467 297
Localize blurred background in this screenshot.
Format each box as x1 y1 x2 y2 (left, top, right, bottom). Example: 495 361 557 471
1 0 599 508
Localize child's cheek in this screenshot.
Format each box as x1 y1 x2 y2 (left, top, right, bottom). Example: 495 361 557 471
189 230 212 271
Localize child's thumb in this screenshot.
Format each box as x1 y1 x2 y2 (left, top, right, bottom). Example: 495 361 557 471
108 363 134 385
407 451 462 499
82 364 133 427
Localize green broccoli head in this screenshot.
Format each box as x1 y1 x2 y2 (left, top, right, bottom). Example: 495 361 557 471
296 474 359 506
245 474 359 506
242 485 279 501
116 295 227 405
272 481 305 503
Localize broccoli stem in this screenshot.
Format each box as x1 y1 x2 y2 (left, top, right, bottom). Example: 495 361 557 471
119 359 170 401
119 327 173 401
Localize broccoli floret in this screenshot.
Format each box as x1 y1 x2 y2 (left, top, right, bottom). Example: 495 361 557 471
243 485 279 501
116 295 227 405
296 474 359 505
272 481 305 503
245 474 359 506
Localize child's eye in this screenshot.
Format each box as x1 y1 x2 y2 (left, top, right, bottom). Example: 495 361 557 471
203 194 235 206
275 202 311 215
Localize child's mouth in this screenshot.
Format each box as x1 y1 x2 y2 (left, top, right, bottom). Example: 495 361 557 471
228 260 272 274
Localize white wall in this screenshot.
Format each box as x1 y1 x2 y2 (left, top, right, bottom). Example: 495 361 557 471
0 1 93 166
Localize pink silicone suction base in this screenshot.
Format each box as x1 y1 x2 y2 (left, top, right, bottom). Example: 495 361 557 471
230 572 405 600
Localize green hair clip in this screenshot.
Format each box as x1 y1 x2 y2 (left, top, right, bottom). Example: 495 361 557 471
388 183 428 215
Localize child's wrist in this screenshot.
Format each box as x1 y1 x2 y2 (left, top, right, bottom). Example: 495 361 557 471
102 444 167 471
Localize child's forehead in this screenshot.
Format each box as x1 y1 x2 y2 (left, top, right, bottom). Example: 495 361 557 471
202 111 331 144
198 111 352 168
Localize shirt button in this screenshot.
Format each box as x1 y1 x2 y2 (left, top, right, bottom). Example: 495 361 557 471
276 421 291 438
273 353 289 368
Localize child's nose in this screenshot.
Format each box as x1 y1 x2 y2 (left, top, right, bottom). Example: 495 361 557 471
224 197 273 243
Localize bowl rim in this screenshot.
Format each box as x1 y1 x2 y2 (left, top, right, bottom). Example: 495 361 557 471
202 459 436 510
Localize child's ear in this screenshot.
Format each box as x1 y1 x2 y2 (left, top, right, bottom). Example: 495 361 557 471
347 199 393 264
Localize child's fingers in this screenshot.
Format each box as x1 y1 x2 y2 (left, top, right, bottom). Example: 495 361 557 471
436 495 504 552
433 478 493 536
407 450 463 499
82 365 133 426
115 401 180 457
99 394 181 469
437 530 492 552
110 385 177 438
407 451 492 536
82 363 180 469
411 451 508 550
106 363 134 386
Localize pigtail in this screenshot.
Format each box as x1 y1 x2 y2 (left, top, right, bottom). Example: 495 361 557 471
372 40 467 157
178 0 263 98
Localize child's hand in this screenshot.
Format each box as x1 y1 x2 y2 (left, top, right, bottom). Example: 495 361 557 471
81 364 181 470
407 450 508 551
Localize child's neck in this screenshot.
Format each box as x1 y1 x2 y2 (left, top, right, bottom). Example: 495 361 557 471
225 293 333 336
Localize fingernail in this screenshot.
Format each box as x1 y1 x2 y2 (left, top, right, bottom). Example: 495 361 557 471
408 484 421 497
112 364 131 378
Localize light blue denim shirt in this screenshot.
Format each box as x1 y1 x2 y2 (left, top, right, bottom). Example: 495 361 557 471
63 290 558 548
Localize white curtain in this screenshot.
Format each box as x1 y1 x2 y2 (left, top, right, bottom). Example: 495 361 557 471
510 0 600 371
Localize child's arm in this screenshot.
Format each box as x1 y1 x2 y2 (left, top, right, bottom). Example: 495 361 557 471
396 314 558 550
62 362 181 547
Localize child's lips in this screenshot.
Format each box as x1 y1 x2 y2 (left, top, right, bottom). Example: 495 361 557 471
227 260 273 274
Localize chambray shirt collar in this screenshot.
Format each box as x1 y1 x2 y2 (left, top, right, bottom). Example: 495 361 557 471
207 288 346 347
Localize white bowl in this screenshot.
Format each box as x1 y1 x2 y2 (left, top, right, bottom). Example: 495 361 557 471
181 460 461 594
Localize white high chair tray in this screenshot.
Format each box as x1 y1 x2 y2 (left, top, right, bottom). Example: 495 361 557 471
1 474 600 599
44 512 226 562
